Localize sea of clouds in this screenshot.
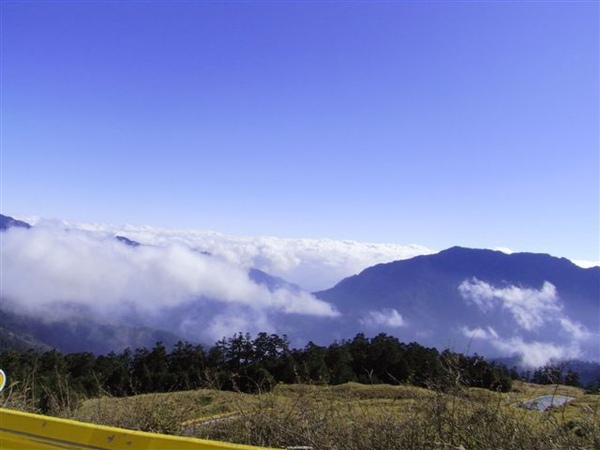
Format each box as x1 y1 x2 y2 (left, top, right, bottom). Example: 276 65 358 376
3 216 598 364
26 217 434 291
2 218 430 343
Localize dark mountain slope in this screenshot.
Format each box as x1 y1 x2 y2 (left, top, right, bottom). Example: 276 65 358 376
0 214 31 230
315 247 599 362
0 308 181 354
317 247 598 317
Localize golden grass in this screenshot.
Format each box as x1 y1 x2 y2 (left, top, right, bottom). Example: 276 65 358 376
68 381 599 449
75 389 256 434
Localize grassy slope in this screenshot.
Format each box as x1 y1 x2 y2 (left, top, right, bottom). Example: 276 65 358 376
68 381 600 450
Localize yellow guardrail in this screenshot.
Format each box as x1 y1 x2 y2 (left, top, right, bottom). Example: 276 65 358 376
0 407 277 450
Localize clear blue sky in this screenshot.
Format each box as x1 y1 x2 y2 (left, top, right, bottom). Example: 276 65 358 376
1 1 598 262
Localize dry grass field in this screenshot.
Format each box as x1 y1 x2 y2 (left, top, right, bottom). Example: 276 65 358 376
62 381 600 450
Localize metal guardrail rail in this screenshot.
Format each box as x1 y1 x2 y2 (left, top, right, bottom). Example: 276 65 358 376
0 407 278 450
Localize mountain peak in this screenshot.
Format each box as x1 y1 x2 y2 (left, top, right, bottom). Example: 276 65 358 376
0 214 32 231
315 246 599 365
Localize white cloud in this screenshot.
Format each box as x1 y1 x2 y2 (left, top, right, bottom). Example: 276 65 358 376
201 308 276 343
491 337 581 368
360 308 407 328
1 223 338 337
571 259 600 268
460 326 498 340
458 279 598 366
460 326 582 367
558 317 594 341
458 278 561 331
48 219 433 291
493 247 514 254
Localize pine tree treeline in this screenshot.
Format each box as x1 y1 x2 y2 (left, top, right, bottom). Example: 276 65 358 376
520 364 582 387
0 332 516 412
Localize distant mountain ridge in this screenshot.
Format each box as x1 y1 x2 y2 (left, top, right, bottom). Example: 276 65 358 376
315 246 599 365
318 246 598 316
1 214 598 369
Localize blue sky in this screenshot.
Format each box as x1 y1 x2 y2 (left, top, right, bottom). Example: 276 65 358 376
1 1 598 262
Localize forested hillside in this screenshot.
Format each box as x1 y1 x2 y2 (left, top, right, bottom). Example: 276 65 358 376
0 332 525 414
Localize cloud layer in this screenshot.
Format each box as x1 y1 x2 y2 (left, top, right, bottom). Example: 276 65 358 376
5 217 596 364
39 219 434 292
459 279 561 331
1 222 339 342
360 308 407 329
459 278 597 367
